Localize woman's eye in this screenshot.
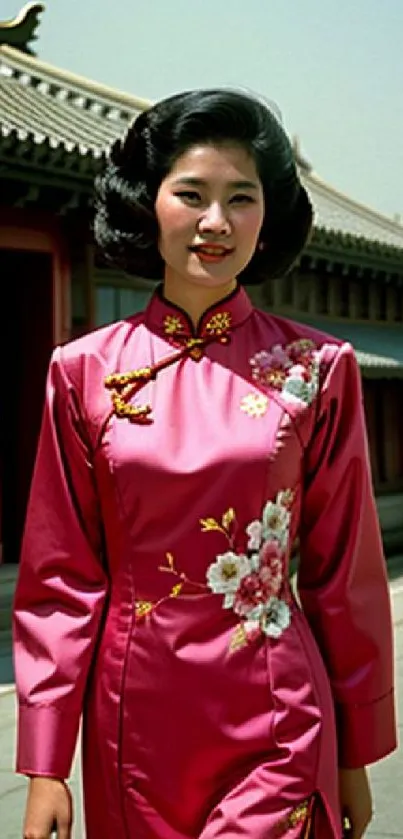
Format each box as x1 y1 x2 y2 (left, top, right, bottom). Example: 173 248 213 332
175 191 201 203
230 194 255 204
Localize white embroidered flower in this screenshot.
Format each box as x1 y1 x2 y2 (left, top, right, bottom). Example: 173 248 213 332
206 551 250 608
262 500 290 547
243 604 265 637
261 597 291 639
282 378 315 405
246 520 263 551
280 361 320 406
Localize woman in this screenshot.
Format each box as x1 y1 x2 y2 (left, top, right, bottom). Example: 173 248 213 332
14 88 396 839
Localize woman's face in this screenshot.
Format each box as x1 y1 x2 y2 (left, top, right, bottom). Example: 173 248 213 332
155 143 265 293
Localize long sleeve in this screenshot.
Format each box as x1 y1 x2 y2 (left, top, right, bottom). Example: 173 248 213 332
298 342 397 769
13 346 109 779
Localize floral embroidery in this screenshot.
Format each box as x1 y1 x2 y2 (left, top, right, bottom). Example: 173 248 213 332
250 339 320 406
205 311 232 334
206 552 251 608
161 311 231 359
134 493 294 653
134 553 206 621
240 392 269 417
105 325 228 423
274 797 313 837
135 601 154 619
205 491 293 648
104 367 153 423
163 314 185 336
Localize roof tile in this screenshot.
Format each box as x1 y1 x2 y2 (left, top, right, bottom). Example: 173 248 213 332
302 172 403 250
1 43 403 255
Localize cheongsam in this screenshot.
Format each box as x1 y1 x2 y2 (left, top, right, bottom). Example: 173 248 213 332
13 284 396 838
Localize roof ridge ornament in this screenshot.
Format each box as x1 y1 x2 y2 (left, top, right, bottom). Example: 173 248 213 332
0 2 45 55
292 135 312 174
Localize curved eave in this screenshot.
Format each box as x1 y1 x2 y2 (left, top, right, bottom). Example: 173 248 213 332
306 226 403 274
357 359 403 379
0 43 151 112
0 122 106 159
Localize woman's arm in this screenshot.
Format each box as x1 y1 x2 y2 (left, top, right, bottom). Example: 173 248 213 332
297 342 396 836
13 345 109 781
298 342 396 768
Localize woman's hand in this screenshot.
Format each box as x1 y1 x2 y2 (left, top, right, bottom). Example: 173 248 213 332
338 766 373 838
23 776 73 839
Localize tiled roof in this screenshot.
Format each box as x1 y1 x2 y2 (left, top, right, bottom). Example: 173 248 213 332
1 43 403 256
0 44 146 157
302 171 403 251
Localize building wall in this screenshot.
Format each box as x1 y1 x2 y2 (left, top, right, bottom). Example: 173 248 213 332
265 261 403 324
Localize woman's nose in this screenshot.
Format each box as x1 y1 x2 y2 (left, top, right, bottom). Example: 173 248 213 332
198 203 231 235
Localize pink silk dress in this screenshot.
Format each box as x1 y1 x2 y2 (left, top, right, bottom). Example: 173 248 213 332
13 285 396 838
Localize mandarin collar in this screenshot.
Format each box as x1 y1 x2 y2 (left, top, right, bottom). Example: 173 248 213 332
145 283 253 342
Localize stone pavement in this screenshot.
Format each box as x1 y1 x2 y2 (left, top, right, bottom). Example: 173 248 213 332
1 564 402 838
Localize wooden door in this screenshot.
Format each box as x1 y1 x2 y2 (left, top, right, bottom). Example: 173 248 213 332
0 250 54 563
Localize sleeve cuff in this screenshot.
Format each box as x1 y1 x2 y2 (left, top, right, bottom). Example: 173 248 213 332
16 704 80 779
336 689 397 768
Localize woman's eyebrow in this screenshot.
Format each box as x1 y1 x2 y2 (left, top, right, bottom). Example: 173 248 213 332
171 176 259 190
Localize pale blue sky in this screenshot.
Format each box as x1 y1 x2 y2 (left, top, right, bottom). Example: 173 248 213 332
4 0 403 220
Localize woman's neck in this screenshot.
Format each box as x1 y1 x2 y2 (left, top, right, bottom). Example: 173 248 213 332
163 275 237 329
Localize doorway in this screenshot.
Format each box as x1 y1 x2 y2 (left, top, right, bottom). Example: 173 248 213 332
0 249 54 563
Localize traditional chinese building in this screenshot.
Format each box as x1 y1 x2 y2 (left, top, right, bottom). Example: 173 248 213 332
1 2 403 569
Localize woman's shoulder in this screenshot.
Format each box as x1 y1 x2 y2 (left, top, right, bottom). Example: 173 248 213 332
62 312 144 357
248 308 358 410
251 307 354 368
253 307 343 350
50 313 145 389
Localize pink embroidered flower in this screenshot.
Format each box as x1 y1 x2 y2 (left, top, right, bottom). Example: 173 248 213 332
205 489 295 645
251 347 289 372
250 347 291 389
259 541 283 598
266 345 292 368
233 573 265 616
246 520 263 551
288 339 315 366
249 340 319 407
232 542 284 618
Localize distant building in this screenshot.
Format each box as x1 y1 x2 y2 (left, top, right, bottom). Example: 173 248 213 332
1 3 403 565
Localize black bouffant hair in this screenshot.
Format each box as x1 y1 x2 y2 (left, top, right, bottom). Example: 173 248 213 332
93 88 313 284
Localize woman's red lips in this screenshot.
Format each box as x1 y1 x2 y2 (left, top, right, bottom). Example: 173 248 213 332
190 244 234 255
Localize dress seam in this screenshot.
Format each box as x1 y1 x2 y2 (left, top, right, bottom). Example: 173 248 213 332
108 449 137 839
